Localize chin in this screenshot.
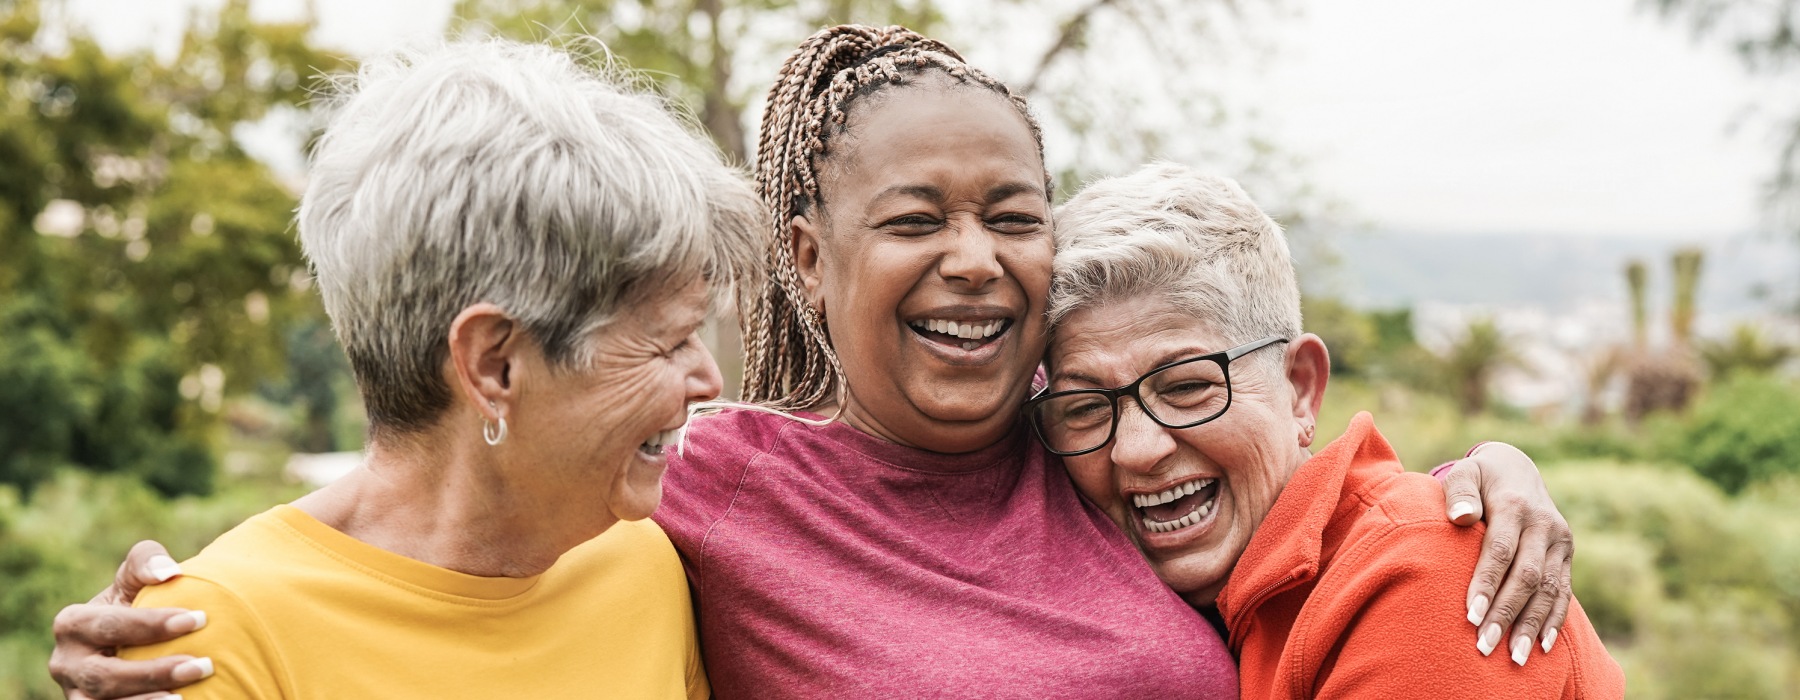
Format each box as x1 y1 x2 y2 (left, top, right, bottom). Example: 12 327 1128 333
919 372 1030 419
608 456 667 521
611 486 662 522
1154 556 1230 603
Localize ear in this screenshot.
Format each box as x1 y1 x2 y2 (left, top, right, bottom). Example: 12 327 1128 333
791 214 826 308
446 303 522 423
1285 333 1331 447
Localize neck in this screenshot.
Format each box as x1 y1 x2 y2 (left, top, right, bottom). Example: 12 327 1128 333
292 427 617 579
837 394 1016 455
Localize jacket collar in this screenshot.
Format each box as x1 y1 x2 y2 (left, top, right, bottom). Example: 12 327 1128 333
1215 412 1398 651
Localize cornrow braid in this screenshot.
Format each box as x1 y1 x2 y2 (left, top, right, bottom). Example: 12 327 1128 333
741 24 1047 409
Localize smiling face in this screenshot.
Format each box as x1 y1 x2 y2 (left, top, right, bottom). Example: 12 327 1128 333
511 279 723 522
1049 293 1316 605
793 81 1052 454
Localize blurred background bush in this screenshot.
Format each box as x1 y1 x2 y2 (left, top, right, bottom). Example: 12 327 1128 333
2 0 1798 697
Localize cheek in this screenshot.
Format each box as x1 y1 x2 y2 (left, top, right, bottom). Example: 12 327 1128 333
1061 455 1119 509
1011 236 1054 290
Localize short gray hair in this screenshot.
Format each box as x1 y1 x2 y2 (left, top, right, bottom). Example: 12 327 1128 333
298 39 764 437
1049 162 1301 364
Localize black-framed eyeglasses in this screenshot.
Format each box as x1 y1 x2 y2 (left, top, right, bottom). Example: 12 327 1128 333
1025 336 1290 457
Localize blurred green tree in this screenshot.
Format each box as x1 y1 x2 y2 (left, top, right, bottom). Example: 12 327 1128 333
1700 322 1794 379
1678 375 1800 494
1650 0 1800 254
0 0 346 496
1299 296 1375 376
1436 317 1519 416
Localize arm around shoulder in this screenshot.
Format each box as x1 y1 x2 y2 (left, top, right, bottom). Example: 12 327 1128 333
1309 521 1622 700
121 575 290 700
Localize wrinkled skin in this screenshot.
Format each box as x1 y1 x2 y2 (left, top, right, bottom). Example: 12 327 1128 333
46 80 1576 700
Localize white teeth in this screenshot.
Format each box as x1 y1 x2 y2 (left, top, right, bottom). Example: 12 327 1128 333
960 341 978 351
642 428 681 449
1142 500 1214 534
908 319 1008 341
1132 478 1213 509
1133 479 1219 533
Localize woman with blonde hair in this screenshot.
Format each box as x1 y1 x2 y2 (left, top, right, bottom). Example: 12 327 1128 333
55 26 1576 700
56 38 762 699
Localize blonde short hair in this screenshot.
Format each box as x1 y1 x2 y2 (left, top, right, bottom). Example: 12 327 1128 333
1049 161 1301 360
299 39 764 436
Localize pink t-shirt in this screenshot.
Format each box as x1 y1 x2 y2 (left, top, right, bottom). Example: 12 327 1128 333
655 408 1237 698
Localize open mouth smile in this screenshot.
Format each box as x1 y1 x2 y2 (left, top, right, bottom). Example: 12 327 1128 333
1130 478 1221 534
906 317 1014 352
637 427 682 457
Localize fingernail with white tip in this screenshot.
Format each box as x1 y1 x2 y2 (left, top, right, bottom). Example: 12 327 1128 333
1511 635 1531 666
1477 623 1502 656
166 609 207 634
1541 627 1558 653
1466 594 1488 626
172 657 213 683
1448 500 1477 521
147 555 182 582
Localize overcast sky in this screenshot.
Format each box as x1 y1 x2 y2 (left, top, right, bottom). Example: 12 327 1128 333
63 0 1779 239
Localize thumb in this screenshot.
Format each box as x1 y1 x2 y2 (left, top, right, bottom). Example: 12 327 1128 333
103 541 180 605
1440 458 1484 526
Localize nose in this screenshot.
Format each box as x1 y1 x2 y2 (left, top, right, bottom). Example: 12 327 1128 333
686 333 725 403
938 217 1004 291
1108 398 1178 475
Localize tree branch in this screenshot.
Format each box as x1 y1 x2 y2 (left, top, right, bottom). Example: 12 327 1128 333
1020 0 1120 98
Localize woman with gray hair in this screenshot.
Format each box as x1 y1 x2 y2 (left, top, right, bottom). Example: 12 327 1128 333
95 39 763 698
1035 162 1624 697
55 26 1581 700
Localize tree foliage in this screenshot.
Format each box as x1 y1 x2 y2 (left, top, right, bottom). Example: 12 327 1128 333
1649 0 1800 239
0 0 346 496
1436 317 1519 416
1677 374 1800 494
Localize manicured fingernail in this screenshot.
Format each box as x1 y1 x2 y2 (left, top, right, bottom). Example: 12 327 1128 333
1541 627 1558 653
1466 595 1488 626
147 555 182 582
1449 500 1477 521
1511 635 1531 666
172 657 213 683
166 610 207 634
1476 623 1502 656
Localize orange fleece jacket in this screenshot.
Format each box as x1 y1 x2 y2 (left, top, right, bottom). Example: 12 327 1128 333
1217 412 1624 699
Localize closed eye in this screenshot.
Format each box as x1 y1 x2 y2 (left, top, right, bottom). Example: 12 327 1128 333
987 213 1043 234
883 214 943 235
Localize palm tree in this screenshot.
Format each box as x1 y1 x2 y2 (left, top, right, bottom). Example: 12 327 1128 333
1441 317 1519 416
1700 323 1793 379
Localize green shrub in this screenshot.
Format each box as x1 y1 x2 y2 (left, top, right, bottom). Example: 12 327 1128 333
1545 461 1800 697
1546 462 1770 596
1676 376 1800 494
1569 531 1661 639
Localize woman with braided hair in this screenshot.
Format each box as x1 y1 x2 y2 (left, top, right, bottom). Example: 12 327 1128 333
55 25 1579 700
655 24 1577 696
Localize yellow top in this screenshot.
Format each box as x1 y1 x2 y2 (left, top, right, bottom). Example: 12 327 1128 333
125 505 708 699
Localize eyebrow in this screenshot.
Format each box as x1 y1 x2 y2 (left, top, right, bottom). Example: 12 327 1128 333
1049 346 1218 389
869 180 1046 206
987 181 1045 202
871 184 944 204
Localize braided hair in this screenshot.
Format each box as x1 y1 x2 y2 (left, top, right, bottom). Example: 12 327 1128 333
742 24 1047 409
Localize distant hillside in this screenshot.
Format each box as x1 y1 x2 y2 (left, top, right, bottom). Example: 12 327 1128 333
1307 231 1798 316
